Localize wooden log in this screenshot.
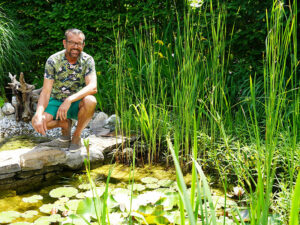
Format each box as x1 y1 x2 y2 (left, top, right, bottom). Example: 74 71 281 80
7 72 41 122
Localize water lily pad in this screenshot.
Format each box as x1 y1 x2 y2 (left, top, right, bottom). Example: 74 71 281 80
161 192 180 210
146 183 160 189
39 204 56 214
65 199 81 211
158 179 174 188
141 177 158 184
128 183 146 192
211 196 237 209
10 222 33 225
34 214 65 225
22 195 43 203
54 197 69 206
78 183 91 190
21 210 38 218
169 182 178 190
216 217 235 224
0 211 21 223
156 188 174 194
136 191 164 206
49 187 78 198
84 187 106 198
111 188 131 196
76 192 86 199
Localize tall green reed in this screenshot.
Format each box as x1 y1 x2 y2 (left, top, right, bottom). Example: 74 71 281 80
247 1 298 223
111 0 298 223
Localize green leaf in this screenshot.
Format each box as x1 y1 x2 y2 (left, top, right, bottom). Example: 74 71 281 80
49 187 78 198
0 211 21 223
21 210 38 218
141 177 159 184
22 195 43 203
157 179 175 188
39 204 56 214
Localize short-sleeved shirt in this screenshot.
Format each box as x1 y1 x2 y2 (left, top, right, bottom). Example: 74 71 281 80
44 50 95 101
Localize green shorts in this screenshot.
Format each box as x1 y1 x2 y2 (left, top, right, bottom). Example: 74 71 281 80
45 97 81 120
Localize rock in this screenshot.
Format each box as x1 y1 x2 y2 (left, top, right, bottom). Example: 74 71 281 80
103 114 120 131
89 112 108 133
64 150 84 169
0 158 21 174
0 173 16 179
20 146 66 171
95 128 110 137
2 102 15 115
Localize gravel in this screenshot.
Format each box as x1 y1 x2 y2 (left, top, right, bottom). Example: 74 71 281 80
0 116 92 138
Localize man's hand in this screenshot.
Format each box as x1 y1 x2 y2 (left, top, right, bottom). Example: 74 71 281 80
32 114 47 135
56 98 72 121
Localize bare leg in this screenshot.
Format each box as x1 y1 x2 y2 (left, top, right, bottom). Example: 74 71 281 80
44 113 72 138
71 95 97 145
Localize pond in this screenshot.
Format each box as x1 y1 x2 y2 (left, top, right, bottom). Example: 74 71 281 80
0 136 243 224
0 164 200 224
0 135 50 152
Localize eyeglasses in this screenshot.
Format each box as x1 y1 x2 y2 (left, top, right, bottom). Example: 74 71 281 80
67 40 84 47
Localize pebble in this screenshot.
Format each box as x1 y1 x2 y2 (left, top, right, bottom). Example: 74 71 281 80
0 117 92 138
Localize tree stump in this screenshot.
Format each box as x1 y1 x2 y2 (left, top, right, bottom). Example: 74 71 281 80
6 72 42 122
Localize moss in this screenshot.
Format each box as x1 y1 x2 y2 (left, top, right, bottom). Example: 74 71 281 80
0 135 50 152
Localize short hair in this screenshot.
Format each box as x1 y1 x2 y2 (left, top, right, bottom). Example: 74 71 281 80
65 28 85 42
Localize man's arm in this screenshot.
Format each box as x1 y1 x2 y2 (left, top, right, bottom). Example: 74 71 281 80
32 78 54 135
56 72 97 121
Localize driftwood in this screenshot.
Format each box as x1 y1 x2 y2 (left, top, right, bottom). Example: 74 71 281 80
6 72 42 122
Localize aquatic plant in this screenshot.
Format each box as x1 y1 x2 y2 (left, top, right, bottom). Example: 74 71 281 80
0 211 21 223
0 6 30 98
49 187 78 198
22 195 43 203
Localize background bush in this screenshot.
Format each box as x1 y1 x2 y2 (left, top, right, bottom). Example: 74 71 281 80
2 0 294 113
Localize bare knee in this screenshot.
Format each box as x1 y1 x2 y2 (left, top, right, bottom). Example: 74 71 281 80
80 95 97 111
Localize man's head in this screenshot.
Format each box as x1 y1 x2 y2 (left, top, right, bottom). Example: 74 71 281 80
63 28 85 60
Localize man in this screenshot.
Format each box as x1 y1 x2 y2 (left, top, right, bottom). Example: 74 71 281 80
32 28 97 151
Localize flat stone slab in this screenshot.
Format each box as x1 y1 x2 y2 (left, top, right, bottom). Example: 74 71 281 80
20 146 66 171
0 134 128 191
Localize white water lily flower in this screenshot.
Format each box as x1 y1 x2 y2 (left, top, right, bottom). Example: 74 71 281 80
233 186 245 197
113 193 131 212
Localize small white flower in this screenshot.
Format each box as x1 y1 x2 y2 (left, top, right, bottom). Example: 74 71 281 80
233 186 245 197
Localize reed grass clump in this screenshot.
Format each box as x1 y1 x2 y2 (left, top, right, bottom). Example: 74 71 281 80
107 0 299 224
0 7 30 98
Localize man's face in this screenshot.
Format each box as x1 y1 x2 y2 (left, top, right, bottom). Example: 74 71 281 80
63 33 85 59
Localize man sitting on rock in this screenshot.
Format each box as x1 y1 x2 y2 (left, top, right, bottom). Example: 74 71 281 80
32 28 97 151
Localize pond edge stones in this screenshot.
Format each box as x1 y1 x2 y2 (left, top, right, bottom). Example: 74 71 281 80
0 134 127 192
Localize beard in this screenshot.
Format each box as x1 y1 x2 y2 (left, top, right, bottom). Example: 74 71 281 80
68 49 81 58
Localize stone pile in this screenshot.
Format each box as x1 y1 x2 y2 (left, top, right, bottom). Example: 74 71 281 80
0 109 119 138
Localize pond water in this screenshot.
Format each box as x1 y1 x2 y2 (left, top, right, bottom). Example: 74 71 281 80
0 164 196 224
0 135 50 152
0 136 239 225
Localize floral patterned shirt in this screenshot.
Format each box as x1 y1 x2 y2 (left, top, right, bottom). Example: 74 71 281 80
44 50 95 101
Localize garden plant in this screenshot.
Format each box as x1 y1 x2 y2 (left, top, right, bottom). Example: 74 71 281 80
0 0 299 224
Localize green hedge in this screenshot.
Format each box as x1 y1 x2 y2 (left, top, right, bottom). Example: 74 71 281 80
3 0 293 113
